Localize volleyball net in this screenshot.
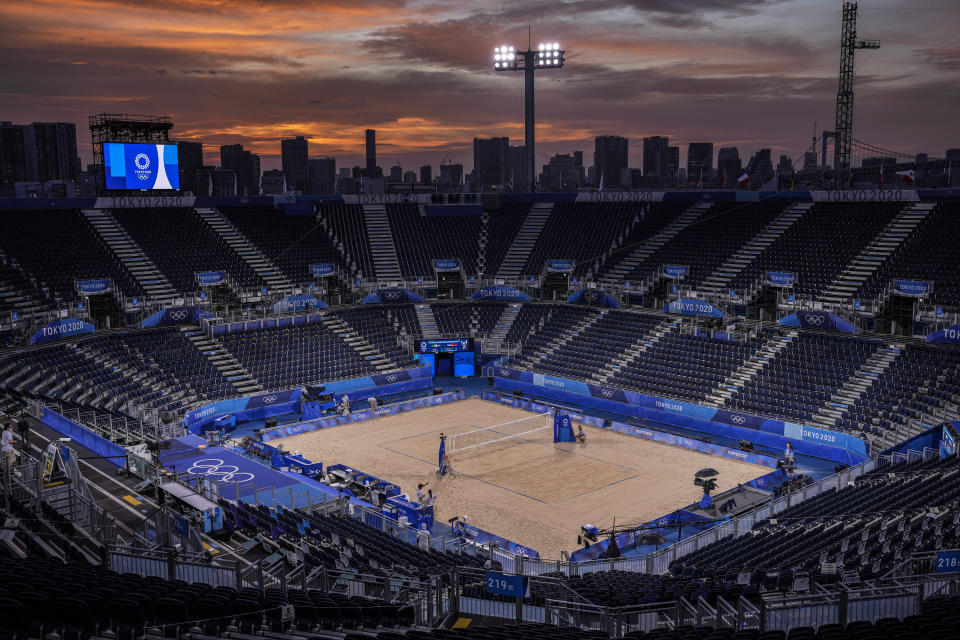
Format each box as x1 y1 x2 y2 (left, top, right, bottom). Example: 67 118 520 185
448 412 553 455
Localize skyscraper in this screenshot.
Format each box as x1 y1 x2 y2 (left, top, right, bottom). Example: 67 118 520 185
666 147 680 182
419 164 432 185
473 137 510 190
281 135 309 193
508 145 527 188
594 135 629 188
23 122 78 183
365 129 377 177
308 157 336 194
439 163 464 189
220 144 260 196
746 148 774 187
642 136 669 177
717 147 741 187
177 141 204 195
389 164 403 183
0 122 27 193
687 142 714 185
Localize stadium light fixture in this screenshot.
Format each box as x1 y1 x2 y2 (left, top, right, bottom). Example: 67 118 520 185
492 40 566 192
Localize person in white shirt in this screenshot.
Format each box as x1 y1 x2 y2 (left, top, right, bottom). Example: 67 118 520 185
1 423 17 472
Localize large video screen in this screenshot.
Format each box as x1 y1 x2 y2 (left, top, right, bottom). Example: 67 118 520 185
104 142 180 190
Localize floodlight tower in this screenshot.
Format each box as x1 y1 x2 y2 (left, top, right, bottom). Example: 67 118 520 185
493 41 565 191
833 1 879 175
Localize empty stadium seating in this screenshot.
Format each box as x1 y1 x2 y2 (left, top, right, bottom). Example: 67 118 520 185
220 205 344 284
112 207 264 291
387 203 483 276
0 208 142 301
668 455 960 583
522 201 641 276
726 333 880 423
220 322 381 390
729 202 904 300
617 201 786 289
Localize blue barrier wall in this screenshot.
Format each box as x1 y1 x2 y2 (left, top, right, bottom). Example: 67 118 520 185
485 367 867 464
40 407 127 467
261 391 466 441
184 366 433 433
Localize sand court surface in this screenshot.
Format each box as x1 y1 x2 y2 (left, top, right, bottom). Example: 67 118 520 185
271 398 770 557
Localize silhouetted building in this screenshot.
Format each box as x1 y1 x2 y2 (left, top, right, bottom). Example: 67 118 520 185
281 135 309 192
308 156 336 194
746 148 774 187
419 164 432 185
666 146 680 182
687 142 714 185
0 122 27 193
212 168 237 196
389 164 403 183
261 169 286 195
717 147 741 187
946 149 960 161
474 137 509 189
595 135 629 188
403 170 417 184
508 145 527 188
17 122 79 183
220 144 260 196
541 153 582 191
439 163 464 189
803 150 818 172
365 129 376 177
177 141 203 195
642 136 669 177
862 157 896 169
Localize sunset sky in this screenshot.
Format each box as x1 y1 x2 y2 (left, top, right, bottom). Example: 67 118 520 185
1 0 957 172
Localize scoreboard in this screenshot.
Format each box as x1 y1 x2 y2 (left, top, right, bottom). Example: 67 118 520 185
416 338 475 377
417 338 473 354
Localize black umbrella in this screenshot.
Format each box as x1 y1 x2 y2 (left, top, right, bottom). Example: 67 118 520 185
695 468 719 478
638 532 667 547
604 533 622 559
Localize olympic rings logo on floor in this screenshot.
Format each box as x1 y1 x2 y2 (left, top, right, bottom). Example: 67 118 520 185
185 458 256 483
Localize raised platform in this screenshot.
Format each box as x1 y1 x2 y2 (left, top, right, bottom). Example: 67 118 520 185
158 434 340 506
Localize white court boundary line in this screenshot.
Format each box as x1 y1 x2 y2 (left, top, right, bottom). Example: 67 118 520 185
449 412 551 453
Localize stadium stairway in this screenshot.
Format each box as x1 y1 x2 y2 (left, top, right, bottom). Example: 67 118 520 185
699 202 810 297
523 309 605 368
322 314 397 372
487 304 521 349
476 209 489 275
598 203 707 286
363 204 403 280
416 305 441 338
496 202 553 278
0 251 49 317
705 331 796 407
819 202 935 306
594 317 676 384
808 345 902 432
181 324 263 395
82 209 178 302
196 208 294 293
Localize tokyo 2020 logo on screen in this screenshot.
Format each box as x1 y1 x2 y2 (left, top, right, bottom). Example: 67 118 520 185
104 143 180 190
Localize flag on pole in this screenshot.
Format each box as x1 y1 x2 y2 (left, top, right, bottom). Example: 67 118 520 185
817 174 824 190
897 169 915 185
737 172 750 187
694 169 701 190
790 171 796 191
598 173 604 192
717 171 725 188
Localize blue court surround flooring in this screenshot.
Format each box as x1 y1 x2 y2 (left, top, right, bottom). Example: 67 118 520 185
159 434 340 506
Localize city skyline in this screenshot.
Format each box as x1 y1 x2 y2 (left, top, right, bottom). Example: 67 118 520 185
0 0 957 172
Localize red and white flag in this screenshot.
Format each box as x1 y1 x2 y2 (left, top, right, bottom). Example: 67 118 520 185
897 170 915 185
737 172 750 187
